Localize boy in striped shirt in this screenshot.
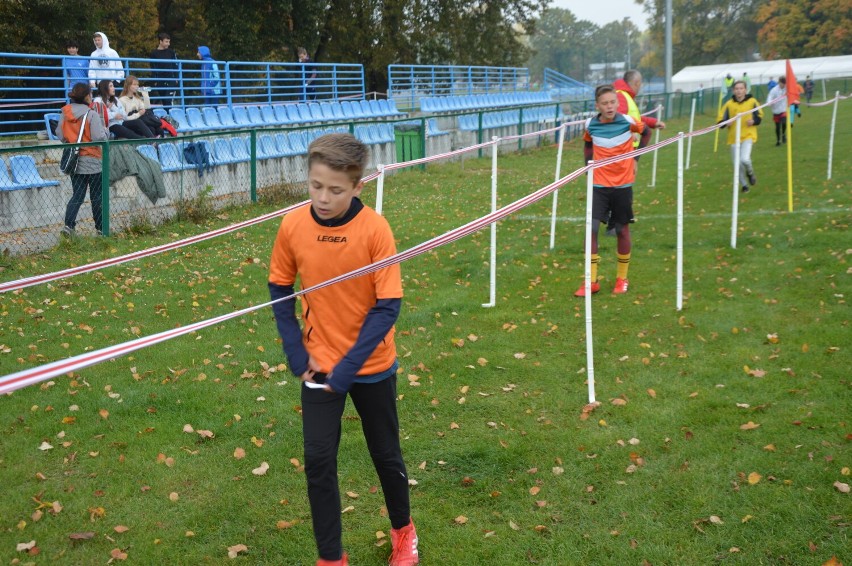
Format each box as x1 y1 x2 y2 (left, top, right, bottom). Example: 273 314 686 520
575 85 650 296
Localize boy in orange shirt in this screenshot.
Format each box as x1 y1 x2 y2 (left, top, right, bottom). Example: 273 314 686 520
268 134 418 566
575 85 650 296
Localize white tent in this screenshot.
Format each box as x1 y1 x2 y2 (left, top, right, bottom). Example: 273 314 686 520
672 55 852 92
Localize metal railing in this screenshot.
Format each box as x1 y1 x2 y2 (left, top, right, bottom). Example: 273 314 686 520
543 68 594 100
389 65 531 111
0 52 365 137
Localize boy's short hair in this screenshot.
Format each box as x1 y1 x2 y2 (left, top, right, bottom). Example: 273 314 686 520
308 133 368 185
157 32 171 42
732 80 746 89
778 77 786 85
66 40 79 49
595 85 616 100
297 47 308 57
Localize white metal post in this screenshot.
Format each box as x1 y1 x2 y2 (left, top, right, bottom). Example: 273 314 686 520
828 91 839 180
549 124 566 249
649 105 661 187
584 162 596 404
686 97 696 169
375 164 385 215
676 133 684 311
730 118 742 249
483 137 499 308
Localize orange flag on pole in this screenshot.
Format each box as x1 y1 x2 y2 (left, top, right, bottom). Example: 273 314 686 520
786 60 800 106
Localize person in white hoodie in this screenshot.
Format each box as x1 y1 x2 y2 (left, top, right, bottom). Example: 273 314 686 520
89 32 125 88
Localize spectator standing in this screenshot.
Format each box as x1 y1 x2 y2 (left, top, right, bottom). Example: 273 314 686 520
767 76 778 93
149 32 179 108
93 79 153 139
268 133 419 566
88 32 124 89
767 77 788 146
298 47 317 101
197 46 221 106
63 40 89 91
804 75 815 104
55 83 109 237
723 73 734 101
716 80 762 194
742 72 751 93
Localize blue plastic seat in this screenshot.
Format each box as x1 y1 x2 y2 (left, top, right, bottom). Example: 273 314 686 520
152 107 167 118
340 100 357 119
158 142 189 172
202 107 224 130
247 106 265 126
319 103 335 121
136 144 160 164
307 103 324 122
297 104 314 123
185 107 208 131
212 138 238 164
230 137 251 161
286 104 303 124
169 108 190 133
217 106 238 128
288 131 308 154
273 105 292 125
0 158 26 190
354 125 371 144
232 107 252 127
274 133 294 156
367 100 384 117
330 102 345 120
260 105 280 125
44 113 62 141
387 99 403 115
427 118 448 136
9 155 60 188
359 100 375 117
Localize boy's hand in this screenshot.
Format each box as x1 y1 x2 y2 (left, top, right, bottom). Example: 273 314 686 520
656 121 666 130
301 358 332 392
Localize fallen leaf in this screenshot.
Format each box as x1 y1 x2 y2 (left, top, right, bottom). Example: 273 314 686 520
342 505 355 513
234 447 246 459
110 548 128 560
252 462 270 476
748 472 762 485
647 389 656 398
833 481 850 494
113 525 129 533
169 492 179 502
529 486 540 496
508 520 520 530
38 442 53 451
709 515 724 525
98 409 109 419
183 424 194 433
277 520 299 529
227 543 248 559
740 421 760 430
454 515 468 524
68 532 95 540
611 398 627 406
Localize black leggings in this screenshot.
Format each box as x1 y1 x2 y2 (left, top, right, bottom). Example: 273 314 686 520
301 374 410 560
109 119 153 139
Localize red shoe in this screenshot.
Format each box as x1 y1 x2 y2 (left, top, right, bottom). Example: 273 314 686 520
389 518 419 566
574 281 600 297
613 278 629 294
317 553 348 566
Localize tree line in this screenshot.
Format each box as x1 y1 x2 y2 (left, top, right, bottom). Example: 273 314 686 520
0 0 847 92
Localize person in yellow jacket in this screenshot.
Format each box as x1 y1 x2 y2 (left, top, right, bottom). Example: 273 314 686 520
717 80 763 193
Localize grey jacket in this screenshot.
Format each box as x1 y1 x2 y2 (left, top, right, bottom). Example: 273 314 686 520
56 103 109 175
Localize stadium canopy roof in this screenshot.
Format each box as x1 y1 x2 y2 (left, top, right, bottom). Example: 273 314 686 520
672 55 852 92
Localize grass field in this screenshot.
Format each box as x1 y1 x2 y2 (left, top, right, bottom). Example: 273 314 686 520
1 98 850 565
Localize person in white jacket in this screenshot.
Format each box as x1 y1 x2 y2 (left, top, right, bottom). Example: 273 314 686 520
89 32 125 88
767 77 788 146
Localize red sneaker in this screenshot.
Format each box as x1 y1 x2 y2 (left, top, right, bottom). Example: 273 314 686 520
389 519 419 566
574 281 601 297
317 553 348 566
613 278 629 294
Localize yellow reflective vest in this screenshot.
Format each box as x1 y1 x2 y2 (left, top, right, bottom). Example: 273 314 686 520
617 89 641 147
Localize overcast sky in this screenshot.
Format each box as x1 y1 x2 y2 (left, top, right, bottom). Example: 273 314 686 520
550 0 649 30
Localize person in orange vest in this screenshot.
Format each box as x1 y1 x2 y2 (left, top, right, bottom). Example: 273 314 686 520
612 69 666 222
55 82 109 237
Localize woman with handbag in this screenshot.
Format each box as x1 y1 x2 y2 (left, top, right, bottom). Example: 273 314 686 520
55 83 109 237
118 75 164 137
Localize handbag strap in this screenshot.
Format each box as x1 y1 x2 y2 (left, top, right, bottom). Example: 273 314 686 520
75 111 89 144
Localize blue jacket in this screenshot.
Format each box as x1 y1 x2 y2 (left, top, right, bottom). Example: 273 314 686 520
198 46 221 96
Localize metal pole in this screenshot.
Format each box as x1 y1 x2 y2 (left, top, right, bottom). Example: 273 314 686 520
827 91 839 180
549 124 566 250
686 97 696 169
584 162 596 404
676 133 684 311
730 118 741 249
483 137 499 308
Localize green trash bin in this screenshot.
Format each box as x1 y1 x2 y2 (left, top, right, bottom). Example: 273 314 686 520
395 124 423 163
